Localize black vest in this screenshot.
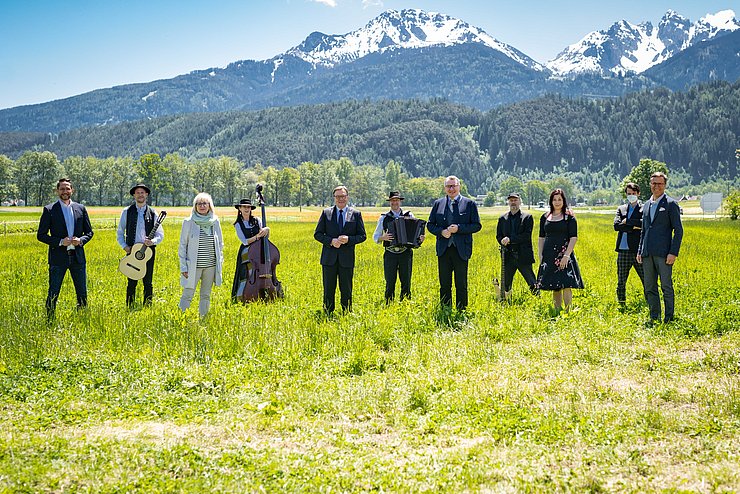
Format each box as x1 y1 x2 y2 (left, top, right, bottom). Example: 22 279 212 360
236 217 260 241
125 204 155 247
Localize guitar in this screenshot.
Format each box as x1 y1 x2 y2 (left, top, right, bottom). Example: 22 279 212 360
118 210 167 280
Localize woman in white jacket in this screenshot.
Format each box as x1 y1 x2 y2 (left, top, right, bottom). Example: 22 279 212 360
178 192 224 317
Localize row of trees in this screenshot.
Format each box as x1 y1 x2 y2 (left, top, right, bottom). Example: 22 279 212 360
0 151 457 208
2 151 735 209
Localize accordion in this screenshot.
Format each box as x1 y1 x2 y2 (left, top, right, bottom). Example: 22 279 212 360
388 217 426 248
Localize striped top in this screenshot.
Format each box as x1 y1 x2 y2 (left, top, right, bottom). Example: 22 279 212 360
196 228 217 268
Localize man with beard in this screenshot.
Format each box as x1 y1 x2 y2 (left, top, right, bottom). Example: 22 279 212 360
496 192 538 299
37 178 94 319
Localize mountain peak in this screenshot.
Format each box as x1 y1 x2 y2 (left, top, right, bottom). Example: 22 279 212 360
547 9 739 76
281 8 544 71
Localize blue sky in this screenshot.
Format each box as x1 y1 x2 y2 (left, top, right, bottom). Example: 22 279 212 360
1 0 737 109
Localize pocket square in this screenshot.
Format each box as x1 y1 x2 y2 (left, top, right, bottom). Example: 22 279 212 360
659 207 666 212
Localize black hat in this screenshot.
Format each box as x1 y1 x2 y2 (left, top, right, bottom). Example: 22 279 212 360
234 198 256 210
507 192 521 200
386 191 405 201
129 183 151 195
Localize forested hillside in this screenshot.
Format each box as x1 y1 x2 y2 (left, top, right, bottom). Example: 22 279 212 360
476 80 739 181
1 81 738 188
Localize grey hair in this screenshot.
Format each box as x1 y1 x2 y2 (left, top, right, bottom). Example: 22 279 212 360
192 192 217 217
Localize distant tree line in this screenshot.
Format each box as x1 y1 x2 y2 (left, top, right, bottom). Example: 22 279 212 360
3 150 735 211
0 152 458 208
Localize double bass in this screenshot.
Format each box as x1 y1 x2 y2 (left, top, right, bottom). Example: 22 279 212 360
240 184 284 302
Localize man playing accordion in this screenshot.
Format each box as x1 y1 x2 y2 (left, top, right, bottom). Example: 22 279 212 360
373 191 425 303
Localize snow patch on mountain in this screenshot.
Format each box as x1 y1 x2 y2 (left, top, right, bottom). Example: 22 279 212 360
547 9 739 76
278 9 544 72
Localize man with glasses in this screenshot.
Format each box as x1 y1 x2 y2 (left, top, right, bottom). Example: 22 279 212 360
314 185 367 314
497 192 538 299
637 171 683 324
427 175 481 311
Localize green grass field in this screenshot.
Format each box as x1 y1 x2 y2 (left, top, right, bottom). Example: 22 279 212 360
1 207 739 492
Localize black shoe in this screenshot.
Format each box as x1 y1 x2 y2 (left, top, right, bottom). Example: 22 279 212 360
663 317 674 323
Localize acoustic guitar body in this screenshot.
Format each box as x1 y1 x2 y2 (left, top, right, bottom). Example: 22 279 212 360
118 243 153 280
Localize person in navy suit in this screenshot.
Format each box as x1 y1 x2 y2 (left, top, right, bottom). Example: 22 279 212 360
613 182 645 307
314 185 367 314
637 172 683 324
427 175 482 311
37 178 94 319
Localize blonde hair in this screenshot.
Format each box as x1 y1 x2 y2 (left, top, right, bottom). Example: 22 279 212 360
191 192 217 217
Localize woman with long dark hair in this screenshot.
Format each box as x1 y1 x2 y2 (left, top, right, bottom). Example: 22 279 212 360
230 198 269 301
536 189 584 312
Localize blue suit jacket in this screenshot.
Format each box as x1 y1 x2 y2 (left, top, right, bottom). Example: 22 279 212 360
313 206 367 268
638 195 683 258
614 202 643 252
37 201 94 266
427 195 481 260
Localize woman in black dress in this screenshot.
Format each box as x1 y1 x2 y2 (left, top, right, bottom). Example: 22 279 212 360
231 198 269 302
536 189 584 312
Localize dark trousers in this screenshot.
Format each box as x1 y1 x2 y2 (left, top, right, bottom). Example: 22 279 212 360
46 255 87 318
438 246 469 311
322 263 354 313
501 252 537 293
616 250 644 304
126 250 156 306
384 249 413 302
642 256 674 322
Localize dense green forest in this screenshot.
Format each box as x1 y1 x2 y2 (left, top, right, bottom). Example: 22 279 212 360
0 81 738 197
475 81 739 181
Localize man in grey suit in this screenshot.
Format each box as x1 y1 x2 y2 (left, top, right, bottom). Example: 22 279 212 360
637 172 683 324
427 175 482 311
314 185 367 314
37 178 94 319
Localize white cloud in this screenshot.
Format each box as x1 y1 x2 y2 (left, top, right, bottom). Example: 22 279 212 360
310 0 338 7
362 0 383 8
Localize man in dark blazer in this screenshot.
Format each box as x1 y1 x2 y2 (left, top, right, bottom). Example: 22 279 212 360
637 172 683 323
496 192 537 299
614 182 645 307
37 178 94 319
314 185 367 314
427 175 482 311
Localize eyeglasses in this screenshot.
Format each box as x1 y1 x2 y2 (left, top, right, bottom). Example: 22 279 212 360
333 194 348 199
445 184 459 188
650 182 666 186
196 202 209 206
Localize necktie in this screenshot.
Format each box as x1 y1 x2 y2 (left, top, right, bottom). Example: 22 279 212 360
452 199 459 217
338 209 344 230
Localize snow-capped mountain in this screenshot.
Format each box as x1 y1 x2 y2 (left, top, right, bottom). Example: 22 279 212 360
279 9 545 72
547 9 739 76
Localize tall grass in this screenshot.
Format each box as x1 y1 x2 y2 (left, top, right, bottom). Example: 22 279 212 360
0 210 739 491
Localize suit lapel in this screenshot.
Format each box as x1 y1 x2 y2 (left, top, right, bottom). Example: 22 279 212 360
436 199 448 216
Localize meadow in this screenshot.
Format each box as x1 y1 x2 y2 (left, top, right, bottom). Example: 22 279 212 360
0 205 739 492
